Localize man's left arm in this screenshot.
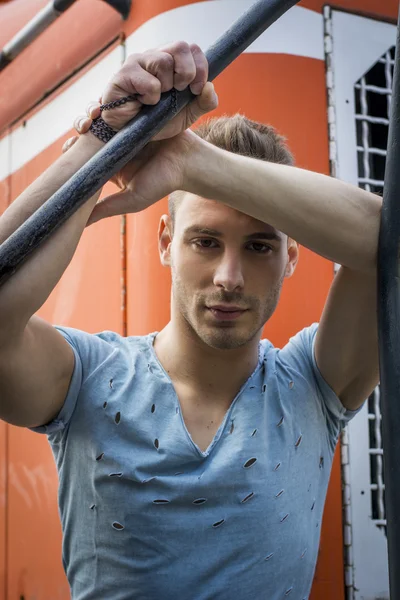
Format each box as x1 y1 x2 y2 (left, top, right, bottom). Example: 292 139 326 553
184 134 382 410
314 266 379 410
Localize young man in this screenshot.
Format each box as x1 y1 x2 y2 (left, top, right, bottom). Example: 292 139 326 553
0 42 381 599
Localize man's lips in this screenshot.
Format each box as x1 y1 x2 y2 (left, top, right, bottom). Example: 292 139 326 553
207 305 247 312
207 306 247 321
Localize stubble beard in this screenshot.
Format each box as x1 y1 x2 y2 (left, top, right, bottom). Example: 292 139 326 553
172 271 285 351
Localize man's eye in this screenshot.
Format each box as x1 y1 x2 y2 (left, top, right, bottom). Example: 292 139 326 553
194 239 218 249
248 243 272 253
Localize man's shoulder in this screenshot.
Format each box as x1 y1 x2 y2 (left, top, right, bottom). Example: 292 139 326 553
54 325 156 370
55 324 155 347
261 323 320 374
261 322 319 351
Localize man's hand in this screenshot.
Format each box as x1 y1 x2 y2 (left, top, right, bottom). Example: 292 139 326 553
64 42 218 224
100 41 212 133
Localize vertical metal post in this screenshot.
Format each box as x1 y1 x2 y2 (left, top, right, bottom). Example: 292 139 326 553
377 6 400 597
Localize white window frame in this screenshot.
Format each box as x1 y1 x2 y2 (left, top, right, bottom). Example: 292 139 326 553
326 7 396 600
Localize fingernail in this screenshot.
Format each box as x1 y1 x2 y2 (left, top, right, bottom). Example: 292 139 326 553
190 82 203 95
78 117 87 131
89 106 98 118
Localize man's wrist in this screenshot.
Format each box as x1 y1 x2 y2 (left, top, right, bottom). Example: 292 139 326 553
182 134 227 197
63 132 105 167
76 131 105 152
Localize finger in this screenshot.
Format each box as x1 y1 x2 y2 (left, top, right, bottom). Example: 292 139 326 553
108 57 162 105
86 101 101 119
141 49 174 93
73 115 92 134
189 44 208 95
62 136 78 153
99 82 142 130
161 41 196 91
187 81 218 122
86 190 134 226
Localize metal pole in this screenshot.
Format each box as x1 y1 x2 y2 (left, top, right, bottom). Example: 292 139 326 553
377 6 400 597
0 0 298 287
0 0 131 72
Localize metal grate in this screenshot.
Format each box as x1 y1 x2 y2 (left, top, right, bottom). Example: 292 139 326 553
355 47 394 532
355 47 394 196
368 387 386 533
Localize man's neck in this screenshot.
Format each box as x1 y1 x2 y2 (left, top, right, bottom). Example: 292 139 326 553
153 320 261 404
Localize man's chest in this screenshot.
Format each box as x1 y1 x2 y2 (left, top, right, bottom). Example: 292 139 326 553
61 368 336 598
173 386 234 453
69 412 329 599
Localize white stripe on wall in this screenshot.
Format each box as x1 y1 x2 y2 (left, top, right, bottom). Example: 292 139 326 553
126 1 324 60
0 2 323 182
1 47 122 182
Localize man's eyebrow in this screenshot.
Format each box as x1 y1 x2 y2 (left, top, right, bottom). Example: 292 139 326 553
246 231 282 242
183 226 282 242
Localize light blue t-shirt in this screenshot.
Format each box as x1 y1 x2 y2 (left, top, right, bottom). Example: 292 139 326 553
33 323 359 600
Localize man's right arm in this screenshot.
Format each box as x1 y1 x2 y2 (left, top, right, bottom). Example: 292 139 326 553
0 133 103 427
0 41 213 428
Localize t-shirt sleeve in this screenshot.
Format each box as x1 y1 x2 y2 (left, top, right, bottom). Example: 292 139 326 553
278 323 364 439
29 326 84 435
30 325 120 435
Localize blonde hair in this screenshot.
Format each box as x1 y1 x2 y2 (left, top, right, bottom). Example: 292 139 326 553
168 113 294 228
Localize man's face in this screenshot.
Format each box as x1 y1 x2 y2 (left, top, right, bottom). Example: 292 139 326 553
163 194 297 350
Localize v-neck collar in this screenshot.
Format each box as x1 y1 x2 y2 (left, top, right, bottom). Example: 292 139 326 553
146 332 266 458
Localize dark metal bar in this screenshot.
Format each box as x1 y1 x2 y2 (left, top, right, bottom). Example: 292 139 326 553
0 2 67 70
0 0 131 72
377 7 400 597
0 0 298 287
100 0 131 19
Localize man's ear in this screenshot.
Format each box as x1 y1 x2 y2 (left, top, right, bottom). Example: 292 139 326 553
285 238 299 278
158 215 173 266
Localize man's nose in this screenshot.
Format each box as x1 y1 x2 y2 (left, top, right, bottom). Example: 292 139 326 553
213 253 245 292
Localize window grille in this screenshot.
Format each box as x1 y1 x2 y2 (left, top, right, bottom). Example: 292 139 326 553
355 47 395 532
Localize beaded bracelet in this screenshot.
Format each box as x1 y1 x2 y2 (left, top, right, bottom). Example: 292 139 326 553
89 94 137 143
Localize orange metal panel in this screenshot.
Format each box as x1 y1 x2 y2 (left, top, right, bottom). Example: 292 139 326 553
127 52 344 599
0 180 9 214
0 0 122 133
7 425 68 600
310 448 345 600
